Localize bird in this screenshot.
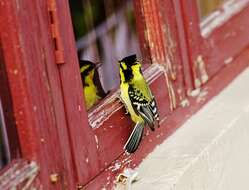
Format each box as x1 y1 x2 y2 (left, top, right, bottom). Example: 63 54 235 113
118 54 159 153
79 60 108 110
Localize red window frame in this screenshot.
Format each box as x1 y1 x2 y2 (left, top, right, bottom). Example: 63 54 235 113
0 0 78 188
180 0 249 89
1 0 249 189
51 0 249 187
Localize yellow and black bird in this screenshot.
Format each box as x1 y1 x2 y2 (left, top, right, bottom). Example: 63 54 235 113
80 60 107 110
118 54 159 153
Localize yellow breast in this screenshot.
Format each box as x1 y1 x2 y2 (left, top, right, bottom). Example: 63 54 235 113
120 83 144 123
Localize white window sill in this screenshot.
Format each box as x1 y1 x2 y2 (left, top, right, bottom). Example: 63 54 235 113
131 66 249 190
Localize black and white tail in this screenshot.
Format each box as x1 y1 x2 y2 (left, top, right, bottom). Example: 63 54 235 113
150 98 160 128
124 122 144 153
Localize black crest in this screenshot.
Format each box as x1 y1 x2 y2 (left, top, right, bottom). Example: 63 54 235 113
120 54 137 65
79 60 95 69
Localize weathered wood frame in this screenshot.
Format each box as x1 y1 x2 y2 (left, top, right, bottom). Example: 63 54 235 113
180 0 249 88
0 0 249 189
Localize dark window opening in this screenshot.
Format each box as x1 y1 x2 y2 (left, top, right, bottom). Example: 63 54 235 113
0 100 10 169
69 0 141 110
0 43 20 170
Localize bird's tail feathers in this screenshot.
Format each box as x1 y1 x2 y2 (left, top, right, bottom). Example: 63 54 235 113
124 122 144 153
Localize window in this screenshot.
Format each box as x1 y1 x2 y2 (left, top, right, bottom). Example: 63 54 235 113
1 0 249 188
69 0 141 109
64 0 185 186
180 0 249 89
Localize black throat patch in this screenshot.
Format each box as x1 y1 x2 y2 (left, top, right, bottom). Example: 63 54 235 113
120 64 133 83
80 60 95 86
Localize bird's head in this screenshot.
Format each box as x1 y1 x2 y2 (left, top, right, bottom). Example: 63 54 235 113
80 60 96 76
79 60 102 87
80 60 102 79
118 54 142 83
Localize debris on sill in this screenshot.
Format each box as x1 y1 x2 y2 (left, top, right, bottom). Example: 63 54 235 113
115 168 139 190
196 88 209 103
180 99 190 108
189 88 201 97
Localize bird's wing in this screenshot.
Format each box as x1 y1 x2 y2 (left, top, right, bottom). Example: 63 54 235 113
128 85 158 128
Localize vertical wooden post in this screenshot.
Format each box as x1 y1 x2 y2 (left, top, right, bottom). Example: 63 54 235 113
179 1 204 89
52 0 100 185
134 0 188 108
0 0 79 188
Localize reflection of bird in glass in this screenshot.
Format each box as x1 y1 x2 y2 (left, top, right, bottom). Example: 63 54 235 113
118 55 159 153
79 60 108 110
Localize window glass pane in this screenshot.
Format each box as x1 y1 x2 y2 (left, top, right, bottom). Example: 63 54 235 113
69 0 140 109
0 99 10 169
197 0 229 19
0 43 20 170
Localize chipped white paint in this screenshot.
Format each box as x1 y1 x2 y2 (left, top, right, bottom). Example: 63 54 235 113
132 66 249 189
0 161 39 189
180 99 190 108
85 157 89 163
196 89 208 103
195 55 209 84
224 57 234 65
201 0 248 37
194 78 201 88
94 135 99 149
117 154 132 168
163 63 177 110
13 69 18 75
33 106 37 112
109 162 121 172
189 88 201 97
